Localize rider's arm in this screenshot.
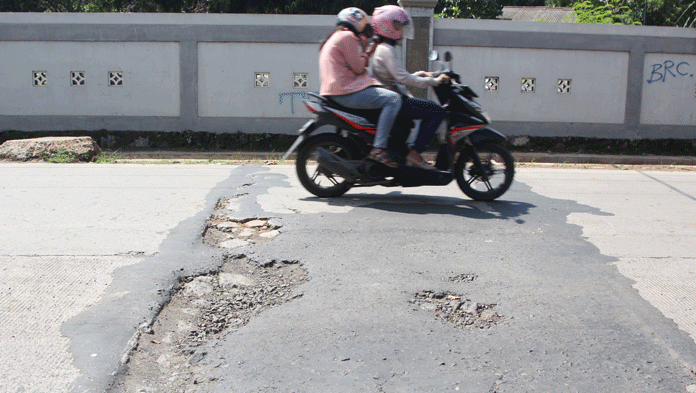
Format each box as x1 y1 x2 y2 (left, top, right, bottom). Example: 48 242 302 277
336 31 370 75
374 44 438 89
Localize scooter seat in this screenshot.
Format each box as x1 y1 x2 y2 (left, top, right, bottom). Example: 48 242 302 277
320 95 383 126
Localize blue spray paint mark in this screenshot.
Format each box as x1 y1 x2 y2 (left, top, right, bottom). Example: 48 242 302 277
278 92 312 114
647 61 691 83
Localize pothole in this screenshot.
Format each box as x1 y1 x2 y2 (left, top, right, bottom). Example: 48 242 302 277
110 254 309 393
447 273 478 283
411 290 500 329
203 215 281 249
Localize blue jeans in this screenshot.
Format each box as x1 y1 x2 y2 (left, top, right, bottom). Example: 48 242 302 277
399 97 448 153
330 86 402 149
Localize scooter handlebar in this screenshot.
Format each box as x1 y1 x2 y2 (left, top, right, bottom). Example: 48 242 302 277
433 70 461 84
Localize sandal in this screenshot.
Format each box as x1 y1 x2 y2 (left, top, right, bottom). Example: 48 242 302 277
405 150 437 171
406 159 436 171
368 148 398 168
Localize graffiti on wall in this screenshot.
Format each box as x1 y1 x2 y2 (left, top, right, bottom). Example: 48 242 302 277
278 92 312 115
647 60 693 84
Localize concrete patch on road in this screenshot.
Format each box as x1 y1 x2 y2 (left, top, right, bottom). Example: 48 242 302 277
614 257 696 344
0 255 145 393
518 168 696 351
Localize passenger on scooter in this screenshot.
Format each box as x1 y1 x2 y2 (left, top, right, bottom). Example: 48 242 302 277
370 5 449 171
319 7 402 168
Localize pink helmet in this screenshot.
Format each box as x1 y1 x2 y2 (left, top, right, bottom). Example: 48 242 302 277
372 5 414 40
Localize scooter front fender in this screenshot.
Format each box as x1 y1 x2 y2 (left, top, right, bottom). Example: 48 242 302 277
467 127 507 145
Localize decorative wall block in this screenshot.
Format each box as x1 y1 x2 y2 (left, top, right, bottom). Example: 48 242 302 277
521 78 535 93
484 76 499 91
255 72 270 87
71 71 85 86
33 71 47 86
109 71 123 86
293 73 308 89
558 79 571 93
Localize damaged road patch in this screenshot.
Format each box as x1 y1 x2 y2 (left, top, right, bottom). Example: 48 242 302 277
109 254 309 393
411 290 500 330
203 214 281 249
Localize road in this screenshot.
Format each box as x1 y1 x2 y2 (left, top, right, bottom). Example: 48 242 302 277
0 162 695 392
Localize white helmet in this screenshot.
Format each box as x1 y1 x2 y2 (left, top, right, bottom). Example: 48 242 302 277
337 7 370 34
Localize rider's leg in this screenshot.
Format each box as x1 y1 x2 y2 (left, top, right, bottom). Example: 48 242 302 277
329 87 402 149
401 97 448 153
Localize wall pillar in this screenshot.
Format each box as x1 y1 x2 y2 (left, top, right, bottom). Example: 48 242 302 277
398 0 438 98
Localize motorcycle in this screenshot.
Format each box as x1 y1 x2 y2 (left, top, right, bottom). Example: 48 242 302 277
283 50 514 201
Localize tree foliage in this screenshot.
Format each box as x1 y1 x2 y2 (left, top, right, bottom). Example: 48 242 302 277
639 0 696 27
676 1 696 27
435 0 504 19
0 0 693 28
0 0 395 13
567 0 641 24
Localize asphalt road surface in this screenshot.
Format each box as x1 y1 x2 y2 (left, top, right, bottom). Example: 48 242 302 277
1 162 695 393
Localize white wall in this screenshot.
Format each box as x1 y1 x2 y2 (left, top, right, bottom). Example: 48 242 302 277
0 12 694 138
198 43 319 118
641 53 696 125
0 41 180 117
437 46 629 124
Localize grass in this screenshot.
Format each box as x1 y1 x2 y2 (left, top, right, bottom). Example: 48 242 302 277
92 149 131 163
88 150 292 165
42 150 80 163
88 150 293 165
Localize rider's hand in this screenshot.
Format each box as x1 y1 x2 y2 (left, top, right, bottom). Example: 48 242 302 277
435 74 450 85
364 41 377 58
359 35 370 48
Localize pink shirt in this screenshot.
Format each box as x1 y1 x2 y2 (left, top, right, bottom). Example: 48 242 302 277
319 29 380 96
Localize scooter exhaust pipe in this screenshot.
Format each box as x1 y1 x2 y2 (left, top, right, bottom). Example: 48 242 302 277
316 148 362 182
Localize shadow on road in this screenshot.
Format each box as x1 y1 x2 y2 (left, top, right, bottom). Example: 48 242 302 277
303 191 536 222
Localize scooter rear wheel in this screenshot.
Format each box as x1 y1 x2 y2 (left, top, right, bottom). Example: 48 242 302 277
296 133 359 198
455 142 514 201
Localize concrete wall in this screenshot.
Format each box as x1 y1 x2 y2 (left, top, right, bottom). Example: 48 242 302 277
434 18 696 139
0 41 180 117
1 12 695 139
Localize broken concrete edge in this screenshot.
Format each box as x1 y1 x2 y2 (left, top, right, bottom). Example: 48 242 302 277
111 213 297 384
111 252 308 386
109 261 228 391
110 254 262 373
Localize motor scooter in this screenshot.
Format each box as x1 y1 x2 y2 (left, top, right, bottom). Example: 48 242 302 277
283 50 514 201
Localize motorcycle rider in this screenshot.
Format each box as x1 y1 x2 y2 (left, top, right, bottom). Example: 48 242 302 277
319 7 402 168
370 5 449 171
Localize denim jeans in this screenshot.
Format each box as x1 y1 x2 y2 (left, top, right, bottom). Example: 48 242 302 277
330 86 402 149
399 97 448 153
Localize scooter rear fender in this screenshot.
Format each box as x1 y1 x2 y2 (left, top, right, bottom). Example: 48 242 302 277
282 120 321 160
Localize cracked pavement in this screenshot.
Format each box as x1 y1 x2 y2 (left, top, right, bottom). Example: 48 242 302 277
1 162 696 392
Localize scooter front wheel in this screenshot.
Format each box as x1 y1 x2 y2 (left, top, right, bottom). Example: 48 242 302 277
296 133 359 198
455 142 514 201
